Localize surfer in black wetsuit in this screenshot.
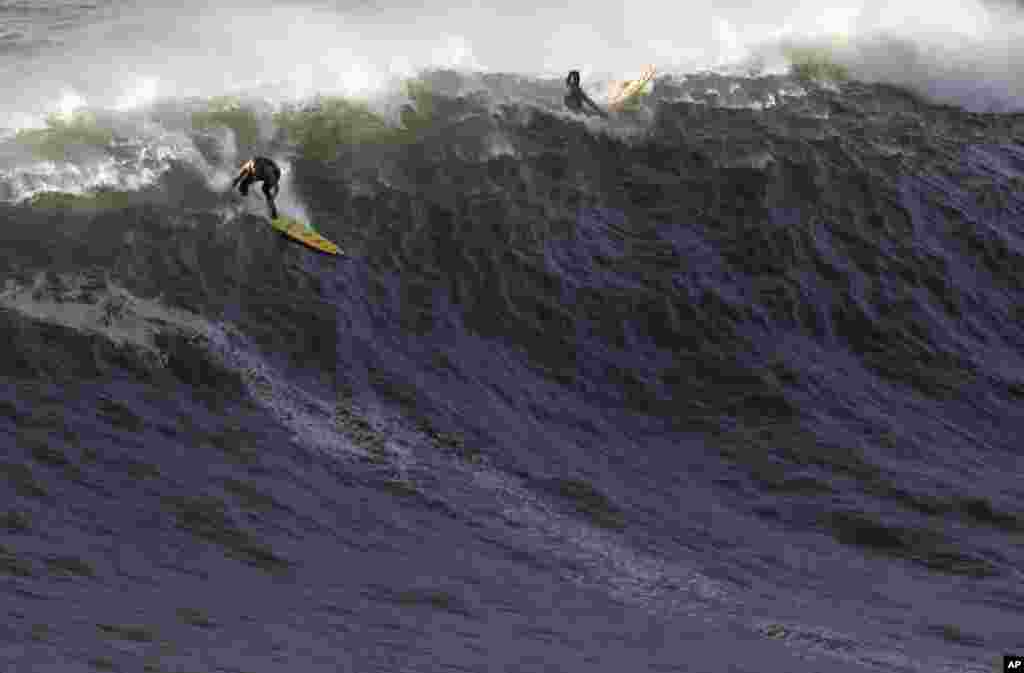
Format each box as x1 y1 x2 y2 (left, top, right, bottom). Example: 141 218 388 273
564 70 607 118
232 156 281 219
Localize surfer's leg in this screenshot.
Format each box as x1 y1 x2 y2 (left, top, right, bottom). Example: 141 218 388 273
238 176 254 196
262 182 279 219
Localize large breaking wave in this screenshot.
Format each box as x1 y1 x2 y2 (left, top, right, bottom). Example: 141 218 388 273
3 1 1024 671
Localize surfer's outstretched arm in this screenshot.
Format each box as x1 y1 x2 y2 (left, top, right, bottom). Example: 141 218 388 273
583 93 607 118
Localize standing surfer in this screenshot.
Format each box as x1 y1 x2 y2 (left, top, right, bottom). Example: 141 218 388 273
564 70 607 118
232 156 281 220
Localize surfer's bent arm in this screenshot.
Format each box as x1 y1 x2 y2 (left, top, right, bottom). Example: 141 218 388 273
231 160 255 187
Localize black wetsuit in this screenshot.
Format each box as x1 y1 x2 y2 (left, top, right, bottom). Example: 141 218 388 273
232 156 281 219
564 70 607 118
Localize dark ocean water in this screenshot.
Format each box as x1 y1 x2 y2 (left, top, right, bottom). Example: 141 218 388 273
3 3 1024 672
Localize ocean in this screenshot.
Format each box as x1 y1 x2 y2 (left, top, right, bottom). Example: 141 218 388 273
1 1 1023 671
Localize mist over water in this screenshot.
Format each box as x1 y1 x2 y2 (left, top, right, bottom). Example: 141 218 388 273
2 0 1024 125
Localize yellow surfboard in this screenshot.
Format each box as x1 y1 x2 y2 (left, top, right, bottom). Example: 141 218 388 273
607 65 657 112
270 216 342 255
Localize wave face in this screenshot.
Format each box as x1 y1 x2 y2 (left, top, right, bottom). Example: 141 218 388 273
3 6 1024 672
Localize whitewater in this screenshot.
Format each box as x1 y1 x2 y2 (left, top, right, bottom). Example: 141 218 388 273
2 0 1023 671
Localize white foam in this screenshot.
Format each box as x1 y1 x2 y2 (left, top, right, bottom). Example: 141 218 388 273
55 91 87 120
0 114 221 204
3 0 1024 116
114 77 159 112
1 157 155 202
0 275 363 459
